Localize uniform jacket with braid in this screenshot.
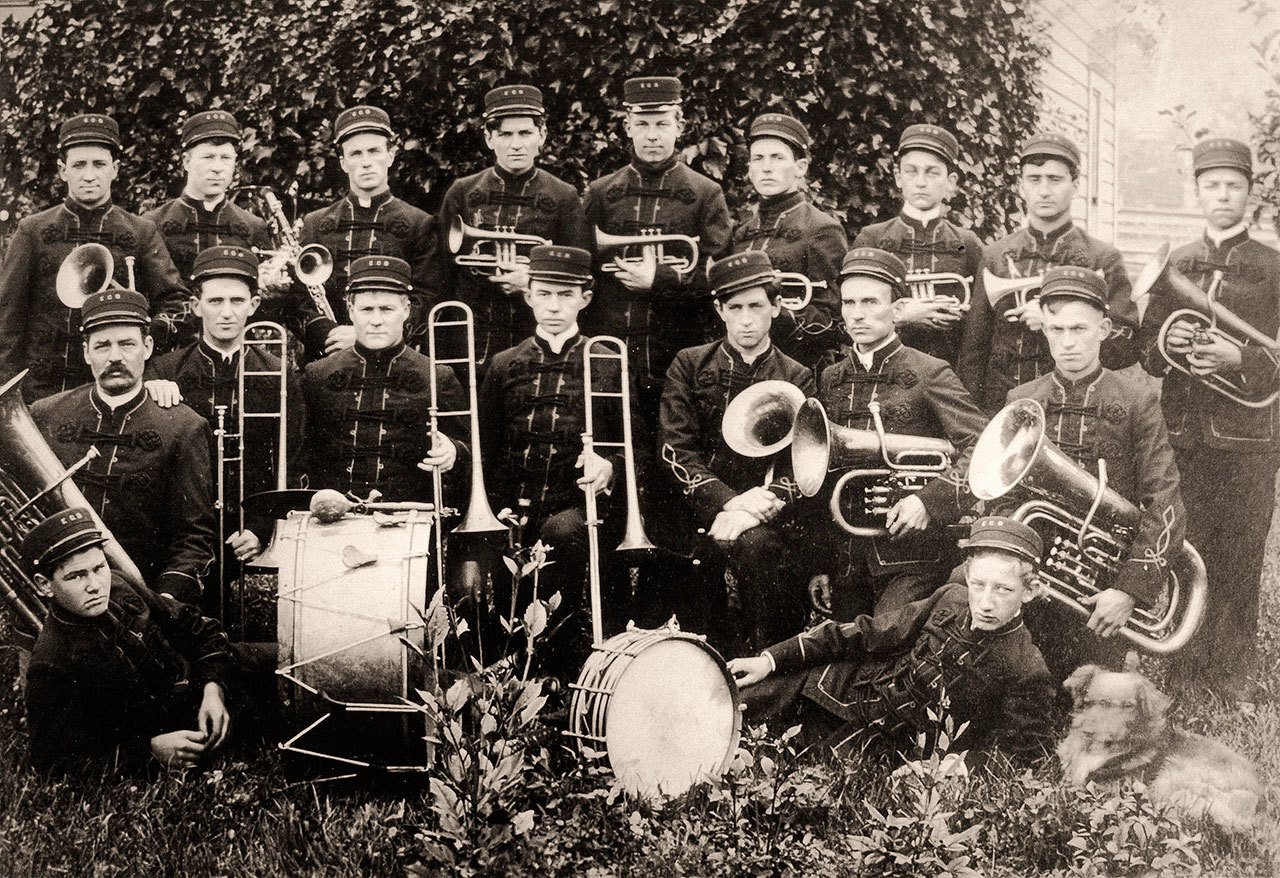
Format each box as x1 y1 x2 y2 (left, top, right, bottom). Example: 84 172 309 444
437 166 591 365
852 212 984 372
1139 230 1280 454
731 190 847 369
301 342 469 502
0 199 189 402
817 337 986 573
659 340 813 527
32 386 215 604
25 574 233 775
959 222 1138 413
763 581 1054 756
293 191 438 356
582 154 733 388
477 332 644 526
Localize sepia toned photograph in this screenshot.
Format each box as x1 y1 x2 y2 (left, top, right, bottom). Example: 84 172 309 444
0 0 1277 874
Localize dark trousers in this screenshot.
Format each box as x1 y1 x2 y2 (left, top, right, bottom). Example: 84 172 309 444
739 665 845 749
1167 445 1280 691
1024 599 1125 686
830 531 953 621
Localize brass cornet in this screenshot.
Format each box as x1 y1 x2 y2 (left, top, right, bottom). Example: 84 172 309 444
596 227 700 279
969 398 1208 655
55 242 137 308
982 268 1044 309
904 270 972 307
775 272 827 312
448 216 549 278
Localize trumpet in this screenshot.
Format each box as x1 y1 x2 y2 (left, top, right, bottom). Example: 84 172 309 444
905 270 972 307
596 227 700 279
1131 242 1280 408
244 187 335 322
790 398 954 536
448 216 549 278
582 336 655 645
775 272 827 312
969 398 1208 654
55 242 137 309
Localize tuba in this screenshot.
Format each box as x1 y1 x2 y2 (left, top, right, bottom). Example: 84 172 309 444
581 336 656 645
55 242 137 308
905 270 972 307
790 398 954 536
448 216 550 278
969 398 1208 654
1131 242 1280 408
596 227 700 279
0 370 146 648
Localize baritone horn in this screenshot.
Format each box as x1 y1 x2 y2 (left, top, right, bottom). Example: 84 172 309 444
1130 242 1280 408
790 398 954 536
968 398 1207 655
722 380 806 458
55 242 137 308
448 216 550 277
905 270 972 307
596 227 700 279
582 335 655 644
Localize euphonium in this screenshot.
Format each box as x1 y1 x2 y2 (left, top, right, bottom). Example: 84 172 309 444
582 336 655 645
905 270 972 307
0 370 146 648
595 226 700 279
55 243 137 308
448 216 550 277
968 398 1208 655
722 380 806 458
1131 242 1280 408
790 398 954 536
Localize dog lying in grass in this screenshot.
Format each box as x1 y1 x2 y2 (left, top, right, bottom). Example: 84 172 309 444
1057 665 1263 833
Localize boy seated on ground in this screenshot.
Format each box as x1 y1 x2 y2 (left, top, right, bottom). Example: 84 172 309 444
22 508 236 775
727 516 1055 758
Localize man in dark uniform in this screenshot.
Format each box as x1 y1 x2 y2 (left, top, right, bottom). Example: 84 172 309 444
959 131 1138 413
476 244 639 672
146 246 303 609
0 113 189 402
659 250 813 652
730 112 846 371
811 248 986 619
727 516 1054 759
1139 138 1280 698
437 85 591 368
302 255 468 503
583 76 733 422
293 106 438 360
31 288 215 606
21 508 235 775
1000 266 1185 684
852 124 984 373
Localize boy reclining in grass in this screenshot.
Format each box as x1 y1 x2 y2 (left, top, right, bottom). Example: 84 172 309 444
728 516 1055 758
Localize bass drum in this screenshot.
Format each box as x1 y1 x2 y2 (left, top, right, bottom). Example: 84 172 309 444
276 509 434 772
568 623 741 798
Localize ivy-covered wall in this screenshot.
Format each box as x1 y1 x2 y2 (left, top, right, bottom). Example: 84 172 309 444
0 0 1046 238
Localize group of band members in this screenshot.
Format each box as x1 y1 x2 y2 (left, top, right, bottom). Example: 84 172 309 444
5 73 1279 768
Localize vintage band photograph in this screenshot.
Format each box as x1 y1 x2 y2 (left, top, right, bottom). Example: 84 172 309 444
0 0 1276 874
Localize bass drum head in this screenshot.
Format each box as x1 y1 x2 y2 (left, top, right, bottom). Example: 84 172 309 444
604 637 739 798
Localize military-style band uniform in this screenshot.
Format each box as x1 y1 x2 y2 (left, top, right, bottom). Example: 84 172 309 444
437 86 591 366
148 247 304 551
852 124 985 371
816 248 986 618
294 107 438 357
659 251 814 650
1004 267 1185 682
302 256 469 502
21 509 234 775
959 132 1138 413
583 76 733 419
31 290 215 605
1139 139 1280 691
731 113 846 370
0 115 189 402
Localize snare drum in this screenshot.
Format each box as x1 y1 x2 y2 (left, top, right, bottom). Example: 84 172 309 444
275 509 434 771
568 623 741 798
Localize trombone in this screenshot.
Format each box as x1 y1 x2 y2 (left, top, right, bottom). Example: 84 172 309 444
214 321 290 628
582 336 655 645
596 227 700 280
55 242 137 308
448 216 549 278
